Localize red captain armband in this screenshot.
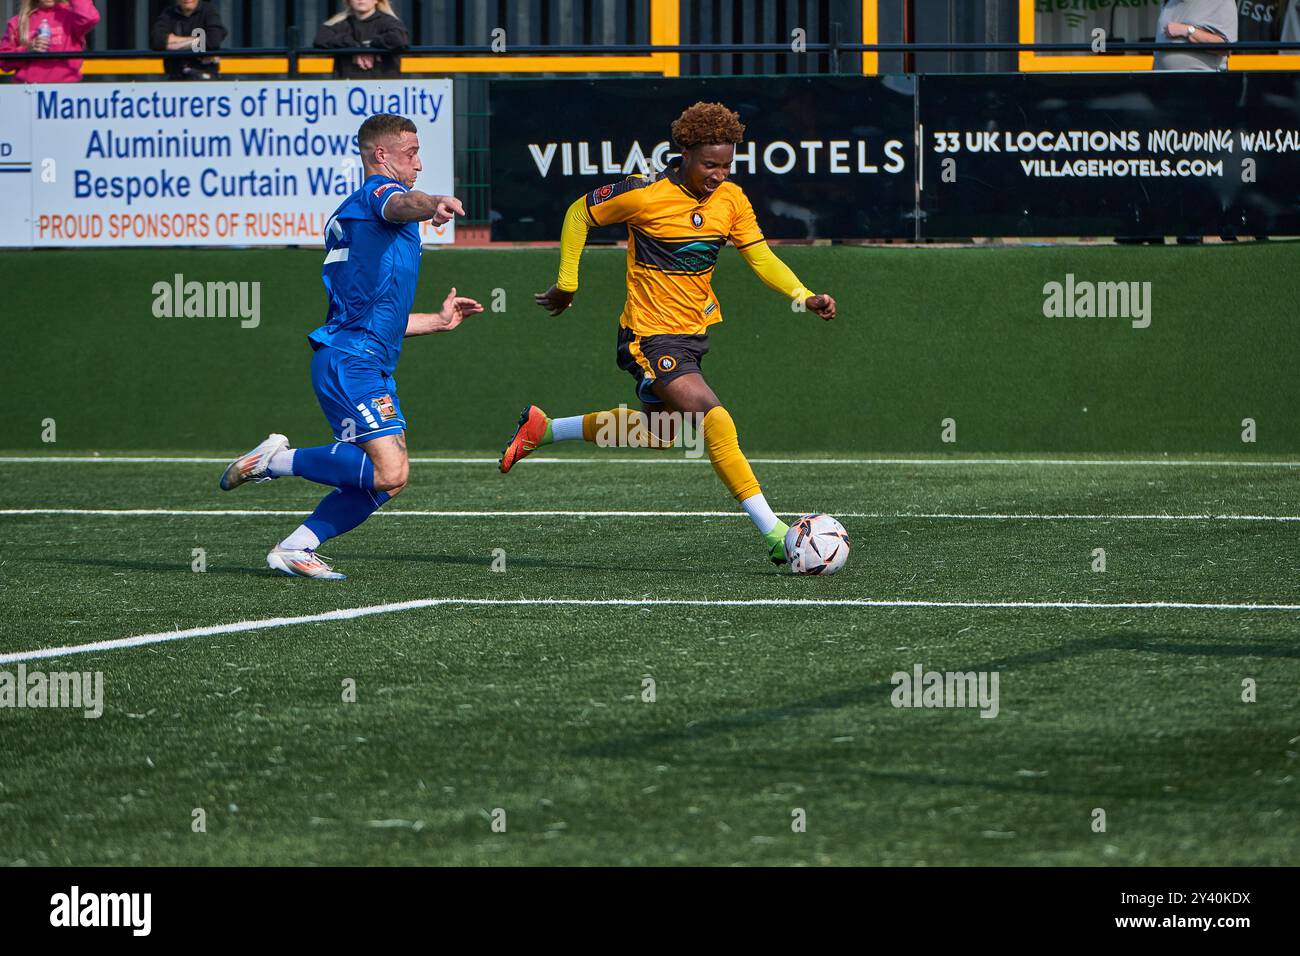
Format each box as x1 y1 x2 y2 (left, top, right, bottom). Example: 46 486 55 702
372 181 406 221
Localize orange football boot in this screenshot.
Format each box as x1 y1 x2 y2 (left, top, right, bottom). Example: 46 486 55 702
499 405 549 474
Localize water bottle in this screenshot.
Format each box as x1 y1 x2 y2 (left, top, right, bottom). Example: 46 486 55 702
37 20 51 47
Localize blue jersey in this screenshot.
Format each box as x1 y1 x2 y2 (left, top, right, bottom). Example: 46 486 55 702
308 174 421 374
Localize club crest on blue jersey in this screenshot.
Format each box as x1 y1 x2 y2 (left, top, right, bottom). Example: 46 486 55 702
372 394 398 420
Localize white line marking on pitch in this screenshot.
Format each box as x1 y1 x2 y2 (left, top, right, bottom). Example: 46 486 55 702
3 596 1298 664
1 455 1298 468
2 509 1299 522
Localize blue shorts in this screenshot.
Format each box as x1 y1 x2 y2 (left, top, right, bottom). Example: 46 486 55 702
310 345 406 443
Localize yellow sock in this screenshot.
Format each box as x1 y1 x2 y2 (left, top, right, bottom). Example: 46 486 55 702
581 407 676 448
702 406 761 502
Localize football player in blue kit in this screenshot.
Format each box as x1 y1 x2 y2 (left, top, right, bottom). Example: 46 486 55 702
218 113 483 579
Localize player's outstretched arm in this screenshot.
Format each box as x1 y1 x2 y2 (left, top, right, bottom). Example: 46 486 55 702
535 195 593 316
739 240 837 321
406 287 484 336
385 191 465 226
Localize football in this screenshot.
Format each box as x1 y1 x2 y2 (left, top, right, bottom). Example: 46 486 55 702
784 514 851 575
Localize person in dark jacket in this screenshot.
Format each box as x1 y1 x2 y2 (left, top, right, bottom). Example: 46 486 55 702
150 0 226 80
313 0 408 78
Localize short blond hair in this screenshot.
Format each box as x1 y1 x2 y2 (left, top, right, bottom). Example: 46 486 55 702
357 113 416 153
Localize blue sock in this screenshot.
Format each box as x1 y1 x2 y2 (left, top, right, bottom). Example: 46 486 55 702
303 488 393 546
291 443 375 490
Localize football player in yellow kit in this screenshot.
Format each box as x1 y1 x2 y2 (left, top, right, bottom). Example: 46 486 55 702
499 101 836 564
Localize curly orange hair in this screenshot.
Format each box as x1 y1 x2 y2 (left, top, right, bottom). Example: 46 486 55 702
670 102 746 149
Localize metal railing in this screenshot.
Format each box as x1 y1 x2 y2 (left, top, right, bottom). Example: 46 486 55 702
5 39 1300 67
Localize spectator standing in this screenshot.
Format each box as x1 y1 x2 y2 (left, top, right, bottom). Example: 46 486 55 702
1153 0 1238 71
150 0 227 81
0 0 100 84
314 0 409 79
1152 1 1238 242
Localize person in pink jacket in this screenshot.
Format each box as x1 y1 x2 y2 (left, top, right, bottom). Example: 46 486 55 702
0 0 100 84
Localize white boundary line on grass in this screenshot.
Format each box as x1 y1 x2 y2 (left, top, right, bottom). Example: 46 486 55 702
2 455 1299 468
3 595 1300 664
6 596 1300 665
3 508 1299 522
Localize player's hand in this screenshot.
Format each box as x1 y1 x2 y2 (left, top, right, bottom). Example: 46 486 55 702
430 195 465 226
535 285 575 316
434 287 484 332
805 293 837 321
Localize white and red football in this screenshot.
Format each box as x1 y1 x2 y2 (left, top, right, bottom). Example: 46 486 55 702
784 514 851 576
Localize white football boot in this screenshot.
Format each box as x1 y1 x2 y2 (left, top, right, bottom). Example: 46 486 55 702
219 433 289 490
266 548 347 581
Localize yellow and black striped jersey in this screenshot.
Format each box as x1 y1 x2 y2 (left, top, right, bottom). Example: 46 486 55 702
584 164 765 337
